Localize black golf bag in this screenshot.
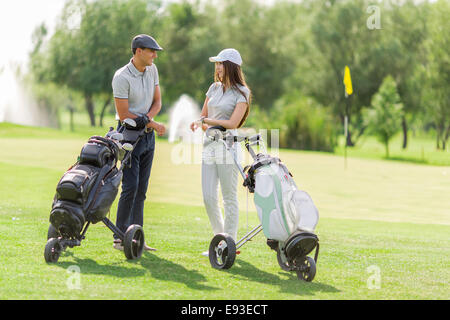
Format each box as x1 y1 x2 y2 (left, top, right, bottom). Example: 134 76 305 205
49 136 123 239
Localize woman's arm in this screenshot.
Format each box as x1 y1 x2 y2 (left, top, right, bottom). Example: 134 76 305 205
203 102 248 129
200 97 209 118
191 97 209 131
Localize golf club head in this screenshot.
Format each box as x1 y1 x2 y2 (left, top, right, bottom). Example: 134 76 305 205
123 118 137 128
122 143 133 152
206 126 226 141
106 127 115 137
110 132 124 141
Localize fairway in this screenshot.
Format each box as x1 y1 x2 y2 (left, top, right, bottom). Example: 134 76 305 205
0 124 449 300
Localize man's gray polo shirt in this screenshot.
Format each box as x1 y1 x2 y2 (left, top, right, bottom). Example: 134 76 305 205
112 59 159 119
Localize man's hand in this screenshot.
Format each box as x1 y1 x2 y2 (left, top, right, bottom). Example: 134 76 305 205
149 121 166 136
135 115 150 130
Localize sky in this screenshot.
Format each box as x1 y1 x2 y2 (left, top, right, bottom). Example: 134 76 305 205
0 0 66 69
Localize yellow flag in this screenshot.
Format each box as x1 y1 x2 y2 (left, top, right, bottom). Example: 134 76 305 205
343 65 353 96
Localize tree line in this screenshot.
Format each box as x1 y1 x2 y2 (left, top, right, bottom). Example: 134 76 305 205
28 0 450 152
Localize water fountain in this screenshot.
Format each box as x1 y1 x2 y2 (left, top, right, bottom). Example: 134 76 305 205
168 94 203 144
0 64 54 127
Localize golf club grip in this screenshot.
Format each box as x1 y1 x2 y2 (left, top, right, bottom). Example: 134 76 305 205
248 134 260 142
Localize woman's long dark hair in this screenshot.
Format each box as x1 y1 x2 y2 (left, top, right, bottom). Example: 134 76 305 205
214 60 251 128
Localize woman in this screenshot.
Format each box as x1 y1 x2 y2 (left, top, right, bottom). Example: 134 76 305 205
190 48 251 255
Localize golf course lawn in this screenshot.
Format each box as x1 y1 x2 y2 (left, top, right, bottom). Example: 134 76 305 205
0 123 448 300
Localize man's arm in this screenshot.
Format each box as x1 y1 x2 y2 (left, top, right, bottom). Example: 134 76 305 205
146 85 166 136
146 85 162 121
115 98 136 121
114 87 161 124
113 74 135 121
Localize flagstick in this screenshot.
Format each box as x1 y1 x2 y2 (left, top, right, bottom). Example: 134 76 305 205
343 65 352 171
344 114 348 170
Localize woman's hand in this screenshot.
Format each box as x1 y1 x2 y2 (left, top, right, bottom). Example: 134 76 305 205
190 121 199 132
191 117 205 132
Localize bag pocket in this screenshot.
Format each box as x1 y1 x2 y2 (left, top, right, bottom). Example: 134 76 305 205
291 190 319 233
86 169 122 223
49 200 85 238
56 165 99 205
79 142 113 167
282 189 301 234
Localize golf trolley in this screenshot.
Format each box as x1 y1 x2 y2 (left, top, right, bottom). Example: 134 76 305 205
206 126 320 282
45 119 147 263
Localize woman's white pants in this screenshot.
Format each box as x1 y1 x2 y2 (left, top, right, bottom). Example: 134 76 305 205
202 141 241 241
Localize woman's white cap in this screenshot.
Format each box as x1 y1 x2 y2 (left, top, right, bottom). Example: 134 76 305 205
209 48 242 66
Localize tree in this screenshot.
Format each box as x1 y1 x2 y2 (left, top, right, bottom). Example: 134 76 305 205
156 1 222 106
422 0 450 150
30 0 163 127
384 0 430 149
297 0 388 147
219 0 304 110
363 75 404 158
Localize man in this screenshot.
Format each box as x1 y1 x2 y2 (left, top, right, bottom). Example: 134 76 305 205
111 34 166 251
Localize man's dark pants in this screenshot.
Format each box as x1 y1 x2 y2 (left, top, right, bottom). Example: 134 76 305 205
115 126 155 239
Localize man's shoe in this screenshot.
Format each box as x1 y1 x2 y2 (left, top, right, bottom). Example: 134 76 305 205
144 243 157 251
201 251 209 257
113 239 124 251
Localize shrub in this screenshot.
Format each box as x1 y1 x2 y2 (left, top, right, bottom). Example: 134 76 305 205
273 94 338 152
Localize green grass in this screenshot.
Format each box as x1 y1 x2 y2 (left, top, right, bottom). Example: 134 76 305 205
0 122 449 300
334 132 450 166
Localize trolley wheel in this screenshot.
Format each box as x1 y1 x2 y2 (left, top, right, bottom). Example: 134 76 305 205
296 256 316 282
209 233 236 270
276 248 292 272
44 238 62 263
47 224 60 240
123 224 145 260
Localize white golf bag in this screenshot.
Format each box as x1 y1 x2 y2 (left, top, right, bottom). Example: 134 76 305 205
252 156 319 242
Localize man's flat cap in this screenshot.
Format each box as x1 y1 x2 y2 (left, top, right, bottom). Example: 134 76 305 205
131 34 163 51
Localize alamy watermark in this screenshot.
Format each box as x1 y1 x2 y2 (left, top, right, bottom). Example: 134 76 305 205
66 265 82 290
170 128 280 165
366 265 381 290
367 5 382 30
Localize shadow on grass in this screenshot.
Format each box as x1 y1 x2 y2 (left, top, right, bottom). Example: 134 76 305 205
136 252 219 291
384 156 428 165
54 252 147 278
227 259 339 296
54 251 218 292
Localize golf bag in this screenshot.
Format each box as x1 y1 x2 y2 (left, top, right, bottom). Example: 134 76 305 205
49 136 122 238
205 126 320 280
246 155 319 242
